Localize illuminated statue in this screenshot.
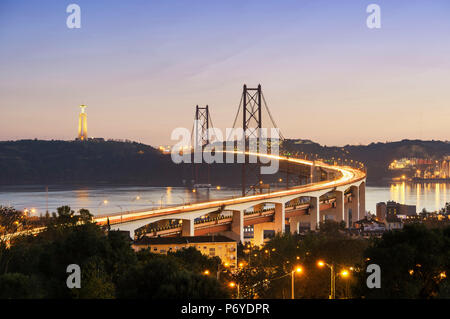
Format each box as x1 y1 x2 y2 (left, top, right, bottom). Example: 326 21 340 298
77 104 88 141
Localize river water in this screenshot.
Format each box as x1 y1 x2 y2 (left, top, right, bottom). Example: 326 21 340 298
0 183 448 216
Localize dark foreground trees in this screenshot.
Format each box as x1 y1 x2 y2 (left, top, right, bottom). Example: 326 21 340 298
0 206 228 299
354 224 450 298
235 221 369 299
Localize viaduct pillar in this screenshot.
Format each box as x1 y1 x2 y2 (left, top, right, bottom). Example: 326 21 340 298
229 210 244 243
310 196 320 231
359 182 366 218
181 219 195 236
350 185 359 226
335 191 345 223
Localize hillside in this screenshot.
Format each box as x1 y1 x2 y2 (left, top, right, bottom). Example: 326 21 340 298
1 139 449 186
0 139 182 185
283 139 450 184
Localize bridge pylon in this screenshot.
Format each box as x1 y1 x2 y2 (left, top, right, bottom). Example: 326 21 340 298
192 105 211 187
241 84 263 196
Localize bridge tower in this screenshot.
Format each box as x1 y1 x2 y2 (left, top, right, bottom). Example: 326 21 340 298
241 84 263 196
193 105 211 186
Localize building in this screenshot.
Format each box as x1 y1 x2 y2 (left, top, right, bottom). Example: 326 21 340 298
385 201 416 218
385 215 404 230
354 217 386 232
376 202 387 220
77 104 88 141
132 235 237 268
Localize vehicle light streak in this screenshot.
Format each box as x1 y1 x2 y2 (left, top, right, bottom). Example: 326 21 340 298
95 151 365 226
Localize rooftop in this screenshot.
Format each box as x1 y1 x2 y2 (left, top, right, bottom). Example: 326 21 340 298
133 235 236 245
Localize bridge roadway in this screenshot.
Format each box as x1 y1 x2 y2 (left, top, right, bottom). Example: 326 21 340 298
95 151 366 246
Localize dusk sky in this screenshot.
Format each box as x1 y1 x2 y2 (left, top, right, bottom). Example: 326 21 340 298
1 0 450 147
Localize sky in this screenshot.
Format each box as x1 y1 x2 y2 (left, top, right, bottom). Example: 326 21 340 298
1 0 450 147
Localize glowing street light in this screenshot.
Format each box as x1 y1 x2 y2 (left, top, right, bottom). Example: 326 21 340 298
291 266 303 299
317 260 335 299
203 270 210 276
229 282 240 298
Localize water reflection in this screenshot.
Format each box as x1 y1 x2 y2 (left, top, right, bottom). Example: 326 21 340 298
0 185 240 216
368 182 450 215
2 183 450 217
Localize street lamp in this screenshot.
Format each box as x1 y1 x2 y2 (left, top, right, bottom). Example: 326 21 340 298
203 270 210 276
116 205 123 223
217 262 230 281
98 200 108 206
229 282 240 299
317 260 335 299
160 194 166 208
291 266 303 299
340 269 350 298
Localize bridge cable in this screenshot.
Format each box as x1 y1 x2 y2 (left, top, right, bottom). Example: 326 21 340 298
261 92 285 141
227 93 244 141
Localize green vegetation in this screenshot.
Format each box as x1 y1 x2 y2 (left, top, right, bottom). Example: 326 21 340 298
0 206 229 299
2 205 450 299
0 139 180 185
354 224 450 298
2 139 450 186
233 220 369 299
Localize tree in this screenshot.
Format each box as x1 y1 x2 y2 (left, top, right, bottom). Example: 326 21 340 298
169 247 220 275
354 224 450 298
0 273 42 299
116 256 229 299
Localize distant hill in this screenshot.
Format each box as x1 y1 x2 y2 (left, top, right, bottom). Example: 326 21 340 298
0 139 182 185
0 139 243 186
283 139 450 185
1 139 449 186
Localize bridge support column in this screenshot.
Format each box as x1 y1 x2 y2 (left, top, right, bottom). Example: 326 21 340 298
310 197 320 231
274 203 285 234
230 210 244 243
359 182 366 218
252 223 269 247
289 217 300 234
335 191 345 224
350 186 359 226
181 219 194 237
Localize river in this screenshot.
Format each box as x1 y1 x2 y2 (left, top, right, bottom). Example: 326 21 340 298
0 182 448 217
